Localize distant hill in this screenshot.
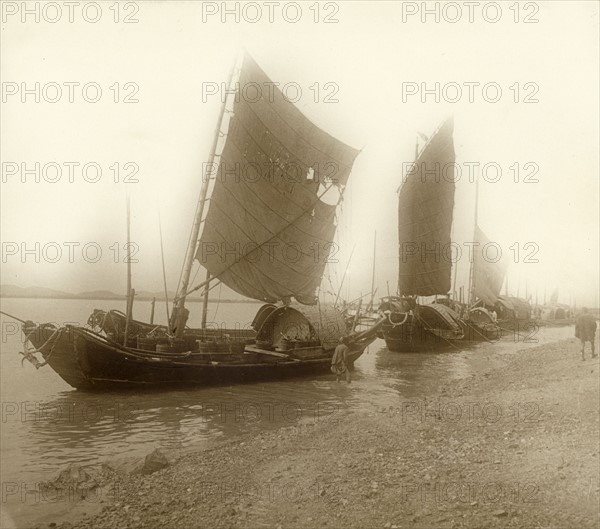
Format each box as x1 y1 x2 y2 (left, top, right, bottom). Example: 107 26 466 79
0 285 78 299
78 290 126 299
133 289 177 300
0 284 258 303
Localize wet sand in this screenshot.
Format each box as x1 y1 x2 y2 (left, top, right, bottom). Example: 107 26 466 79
15 334 600 528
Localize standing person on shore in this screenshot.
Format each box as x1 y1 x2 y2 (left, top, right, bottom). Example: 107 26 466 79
575 307 597 360
331 337 351 383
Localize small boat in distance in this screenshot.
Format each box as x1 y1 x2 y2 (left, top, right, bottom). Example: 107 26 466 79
16 52 383 390
493 295 533 332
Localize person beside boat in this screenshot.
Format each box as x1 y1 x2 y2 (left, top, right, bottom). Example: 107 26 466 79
331 337 351 383
575 307 597 360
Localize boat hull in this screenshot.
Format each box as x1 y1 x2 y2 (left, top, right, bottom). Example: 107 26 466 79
23 324 371 391
459 321 501 342
380 320 462 353
497 319 537 333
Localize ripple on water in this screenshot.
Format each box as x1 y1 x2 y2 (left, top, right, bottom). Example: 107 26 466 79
1 300 573 491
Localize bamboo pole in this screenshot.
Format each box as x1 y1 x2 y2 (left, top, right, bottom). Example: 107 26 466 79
0 310 27 324
201 269 211 329
123 196 133 346
334 244 356 308
352 297 363 331
159 212 171 327
452 258 458 301
367 232 377 312
468 170 479 308
171 55 239 336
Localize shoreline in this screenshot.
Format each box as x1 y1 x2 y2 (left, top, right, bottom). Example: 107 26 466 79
0 296 262 304
3 333 598 529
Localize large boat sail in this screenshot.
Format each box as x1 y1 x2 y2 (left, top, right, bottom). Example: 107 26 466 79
196 54 357 306
380 118 466 352
398 118 455 297
471 225 507 307
12 53 382 390
463 224 507 339
380 118 506 351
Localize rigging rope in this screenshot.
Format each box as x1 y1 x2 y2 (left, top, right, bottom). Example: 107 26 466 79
21 326 63 369
211 281 223 322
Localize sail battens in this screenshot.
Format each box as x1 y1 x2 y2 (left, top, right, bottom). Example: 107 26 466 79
211 135 338 245
232 56 357 182
473 226 507 305
414 266 451 275
200 176 335 269
227 103 317 193
196 53 358 304
201 208 329 282
398 118 455 296
235 92 355 179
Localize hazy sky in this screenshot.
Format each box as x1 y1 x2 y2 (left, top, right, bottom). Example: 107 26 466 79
1 1 598 307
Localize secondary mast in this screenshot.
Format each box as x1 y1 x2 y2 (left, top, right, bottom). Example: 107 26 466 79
397 135 420 298
468 170 480 307
123 195 134 346
367 231 377 311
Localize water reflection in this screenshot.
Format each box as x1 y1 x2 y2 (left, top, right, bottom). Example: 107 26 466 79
2 299 571 527
4 378 360 482
1 327 573 488
373 348 473 397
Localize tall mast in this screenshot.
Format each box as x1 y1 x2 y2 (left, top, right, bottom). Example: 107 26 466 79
398 136 420 298
158 212 171 326
334 244 355 308
452 258 458 301
171 55 239 335
367 231 376 311
123 195 134 346
201 269 210 329
468 172 479 307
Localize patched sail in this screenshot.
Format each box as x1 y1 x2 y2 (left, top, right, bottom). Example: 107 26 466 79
196 54 359 305
398 118 455 296
473 226 507 305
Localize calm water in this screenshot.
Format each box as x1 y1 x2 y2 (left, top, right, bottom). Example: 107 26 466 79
0 298 573 526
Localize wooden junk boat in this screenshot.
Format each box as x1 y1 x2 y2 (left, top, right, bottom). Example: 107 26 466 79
22 304 379 390
17 53 383 390
492 295 533 332
379 118 504 352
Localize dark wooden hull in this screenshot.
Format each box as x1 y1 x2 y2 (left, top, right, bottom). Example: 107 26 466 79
23 324 373 391
497 319 536 333
381 320 462 353
381 317 501 352
460 321 501 342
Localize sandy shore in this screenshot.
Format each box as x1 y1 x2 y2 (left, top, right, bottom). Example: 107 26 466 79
25 335 600 529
